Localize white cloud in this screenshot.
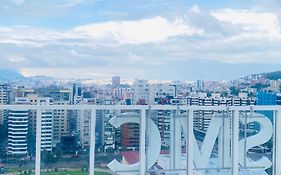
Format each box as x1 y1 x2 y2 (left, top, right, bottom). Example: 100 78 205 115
0 16 204 46
6 54 27 63
74 16 203 44
69 49 91 58
0 26 14 32
10 0 25 5
212 9 281 39
1 6 281 79
62 0 96 7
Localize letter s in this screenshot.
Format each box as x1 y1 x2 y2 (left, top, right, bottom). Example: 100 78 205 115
239 112 273 170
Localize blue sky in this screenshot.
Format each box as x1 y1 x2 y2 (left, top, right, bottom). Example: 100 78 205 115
0 0 281 80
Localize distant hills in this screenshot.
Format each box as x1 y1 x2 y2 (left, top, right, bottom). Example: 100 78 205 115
0 69 280 82
261 71 281 80
0 70 24 80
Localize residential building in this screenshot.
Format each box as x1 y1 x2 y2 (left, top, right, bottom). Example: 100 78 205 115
133 79 149 104
7 98 29 156
0 84 10 125
101 96 116 151
21 94 53 151
52 100 71 144
148 84 176 105
112 76 120 89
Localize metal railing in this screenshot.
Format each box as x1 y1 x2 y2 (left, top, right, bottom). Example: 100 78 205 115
0 105 281 175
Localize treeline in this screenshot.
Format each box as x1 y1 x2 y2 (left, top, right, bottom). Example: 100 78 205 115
262 71 281 80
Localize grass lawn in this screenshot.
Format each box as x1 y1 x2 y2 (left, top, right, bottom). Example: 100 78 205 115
42 171 111 175
6 169 111 175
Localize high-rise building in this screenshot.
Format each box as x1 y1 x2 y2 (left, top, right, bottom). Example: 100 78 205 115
19 94 53 151
43 87 72 143
70 83 83 105
112 76 120 89
77 98 96 148
121 122 139 149
77 109 92 148
52 100 71 144
47 89 71 102
0 84 10 125
7 98 29 156
22 87 72 145
133 79 149 104
196 80 204 91
76 97 114 151
13 86 34 98
101 96 116 152
40 111 53 151
154 110 171 147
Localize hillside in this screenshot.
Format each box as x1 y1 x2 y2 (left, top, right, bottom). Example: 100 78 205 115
0 70 24 80
262 71 281 80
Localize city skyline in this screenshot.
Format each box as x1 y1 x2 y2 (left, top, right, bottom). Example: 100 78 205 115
0 71 281 175
1 0 281 80
1 1 281 175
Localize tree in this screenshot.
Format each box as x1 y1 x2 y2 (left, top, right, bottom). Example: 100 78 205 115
42 151 57 164
230 86 240 96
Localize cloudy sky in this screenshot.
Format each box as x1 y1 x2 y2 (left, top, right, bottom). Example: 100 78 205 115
1 0 281 80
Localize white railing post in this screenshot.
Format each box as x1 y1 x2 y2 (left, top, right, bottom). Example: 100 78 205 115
35 109 42 175
231 110 239 175
186 110 193 175
89 109 96 175
140 109 146 175
170 107 181 169
218 111 231 168
170 111 175 169
274 109 281 175
80 110 85 148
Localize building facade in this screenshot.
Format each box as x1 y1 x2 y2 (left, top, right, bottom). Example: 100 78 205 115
7 98 29 156
133 79 149 104
0 84 10 125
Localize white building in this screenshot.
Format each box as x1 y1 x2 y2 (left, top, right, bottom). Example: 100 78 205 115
23 94 53 151
77 109 91 148
269 80 281 91
133 79 149 104
77 98 95 148
102 96 116 151
77 97 116 151
112 87 133 101
171 93 256 132
148 84 176 105
7 98 29 156
41 111 53 151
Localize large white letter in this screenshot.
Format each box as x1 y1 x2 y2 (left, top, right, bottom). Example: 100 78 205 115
107 112 161 174
181 116 223 169
239 112 273 170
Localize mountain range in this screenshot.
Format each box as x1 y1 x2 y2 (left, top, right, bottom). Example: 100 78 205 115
0 70 24 80
0 69 281 82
